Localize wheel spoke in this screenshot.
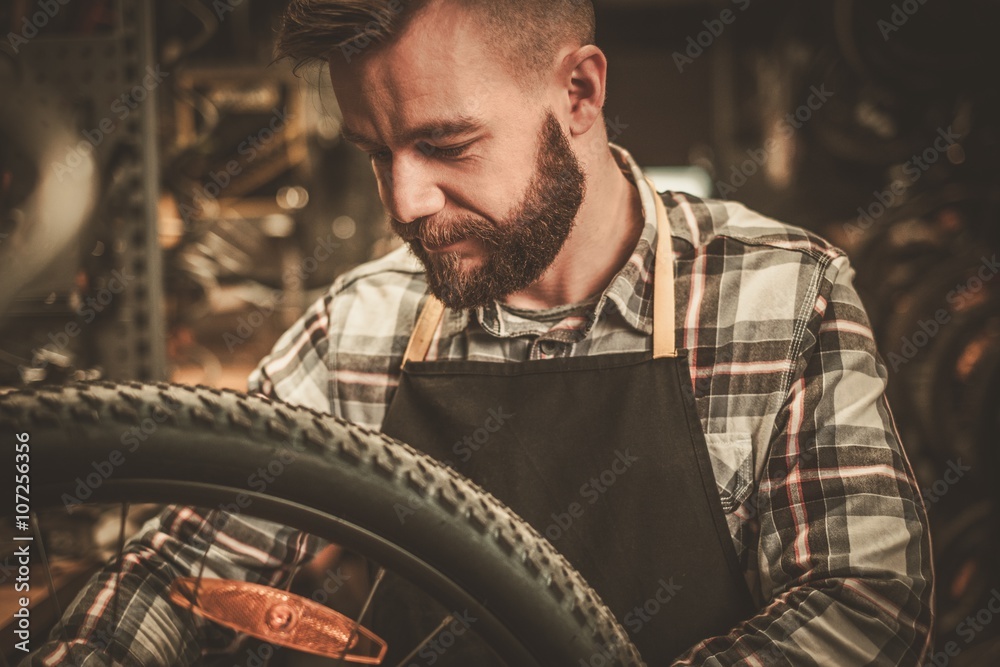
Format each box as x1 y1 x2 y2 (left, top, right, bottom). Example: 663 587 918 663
171 508 223 620
394 613 455 667
333 566 386 665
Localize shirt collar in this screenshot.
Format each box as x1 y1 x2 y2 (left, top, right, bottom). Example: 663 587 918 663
473 143 672 338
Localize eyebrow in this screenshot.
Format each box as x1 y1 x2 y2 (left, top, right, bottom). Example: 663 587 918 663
341 115 484 147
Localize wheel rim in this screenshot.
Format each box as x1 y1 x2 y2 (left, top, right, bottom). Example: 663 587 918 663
2 382 646 667
27 479 536 667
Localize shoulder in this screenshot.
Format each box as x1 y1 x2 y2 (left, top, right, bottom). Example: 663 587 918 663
326 244 428 312
662 192 845 266
322 243 430 339
248 245 428 408
261 243 428 361
661 192 859 362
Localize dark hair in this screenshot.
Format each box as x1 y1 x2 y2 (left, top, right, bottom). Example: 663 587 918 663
275 0 596 82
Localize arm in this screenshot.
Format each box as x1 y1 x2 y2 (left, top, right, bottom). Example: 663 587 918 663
24 509 322 666
24 293 337 666
672 255 933 666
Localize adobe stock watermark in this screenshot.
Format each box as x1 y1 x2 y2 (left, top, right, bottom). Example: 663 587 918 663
919 459 971 507
224 233 342 351
179 107 292 225
716 84 834 197
339 0 407 63
927 589 1000 667
878 0 930 41
403 611 477 666
284 234 340 284
672 0 752 73
62 394 184 510
543 449 639 543
5 0 72 54
450 406 515 463
579 580 683 665
845 126 961 240
623 577 682 634
394 407 515 524
947 255 1000 309
182 439 307 533
211 0 245 19
224 290 283 352
212 446 300 522
887 255 999 371
31 267 136 374
53 65 170 182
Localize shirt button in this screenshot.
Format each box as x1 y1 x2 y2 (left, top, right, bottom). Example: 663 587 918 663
539 340 559 356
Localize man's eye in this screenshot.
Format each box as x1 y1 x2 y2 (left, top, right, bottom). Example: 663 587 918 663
436 144 469 158
368 149 391 163
418 142 470 159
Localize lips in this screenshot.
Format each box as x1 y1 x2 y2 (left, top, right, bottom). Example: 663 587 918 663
421 238 465 253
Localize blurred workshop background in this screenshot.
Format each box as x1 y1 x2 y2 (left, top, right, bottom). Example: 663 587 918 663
1 0 999 663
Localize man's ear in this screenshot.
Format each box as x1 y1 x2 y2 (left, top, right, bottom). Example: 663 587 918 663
558 45 608 138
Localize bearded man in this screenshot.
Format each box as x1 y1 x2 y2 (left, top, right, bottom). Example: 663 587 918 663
26 1 932 665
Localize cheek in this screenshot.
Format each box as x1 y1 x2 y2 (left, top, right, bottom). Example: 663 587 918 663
444 163 529 219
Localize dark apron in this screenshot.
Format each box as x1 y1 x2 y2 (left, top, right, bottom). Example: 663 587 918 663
378 184 756 664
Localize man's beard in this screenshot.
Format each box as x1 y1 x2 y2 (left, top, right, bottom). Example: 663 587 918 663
391 111 586 310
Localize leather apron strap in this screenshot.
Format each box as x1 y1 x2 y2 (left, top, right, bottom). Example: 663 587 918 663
402 178 677 363
400 294 446 364
649 182 678 358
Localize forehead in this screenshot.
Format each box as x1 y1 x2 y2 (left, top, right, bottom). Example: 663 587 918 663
327 2 523 141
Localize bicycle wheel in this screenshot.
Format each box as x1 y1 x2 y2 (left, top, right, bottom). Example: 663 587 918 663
0 381 645 666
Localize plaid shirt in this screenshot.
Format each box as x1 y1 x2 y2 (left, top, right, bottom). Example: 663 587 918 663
28 145 932 666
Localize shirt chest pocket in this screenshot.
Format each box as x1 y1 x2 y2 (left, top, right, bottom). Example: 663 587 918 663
702 433 755 513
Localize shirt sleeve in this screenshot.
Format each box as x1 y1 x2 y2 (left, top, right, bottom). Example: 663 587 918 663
23 508 321 666
671 254 934 666
24 291 339 666
246 286 338 411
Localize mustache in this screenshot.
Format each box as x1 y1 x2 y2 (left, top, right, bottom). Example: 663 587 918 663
391 215 498 247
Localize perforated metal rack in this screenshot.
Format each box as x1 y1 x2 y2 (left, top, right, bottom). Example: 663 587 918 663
11 0 165 381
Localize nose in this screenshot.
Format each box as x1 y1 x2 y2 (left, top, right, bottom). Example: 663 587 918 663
378 154 446 224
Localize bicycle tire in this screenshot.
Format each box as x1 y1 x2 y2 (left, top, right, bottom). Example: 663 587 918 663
0 381 646 667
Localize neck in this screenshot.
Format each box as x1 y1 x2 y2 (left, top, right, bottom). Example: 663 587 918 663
502 148 644 310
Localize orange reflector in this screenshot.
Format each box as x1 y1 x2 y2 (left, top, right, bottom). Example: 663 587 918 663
169 577 387 664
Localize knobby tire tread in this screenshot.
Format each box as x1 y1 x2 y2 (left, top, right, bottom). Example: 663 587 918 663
0 381 645 667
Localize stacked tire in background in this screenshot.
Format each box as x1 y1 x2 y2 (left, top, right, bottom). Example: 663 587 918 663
817 1 1000 661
